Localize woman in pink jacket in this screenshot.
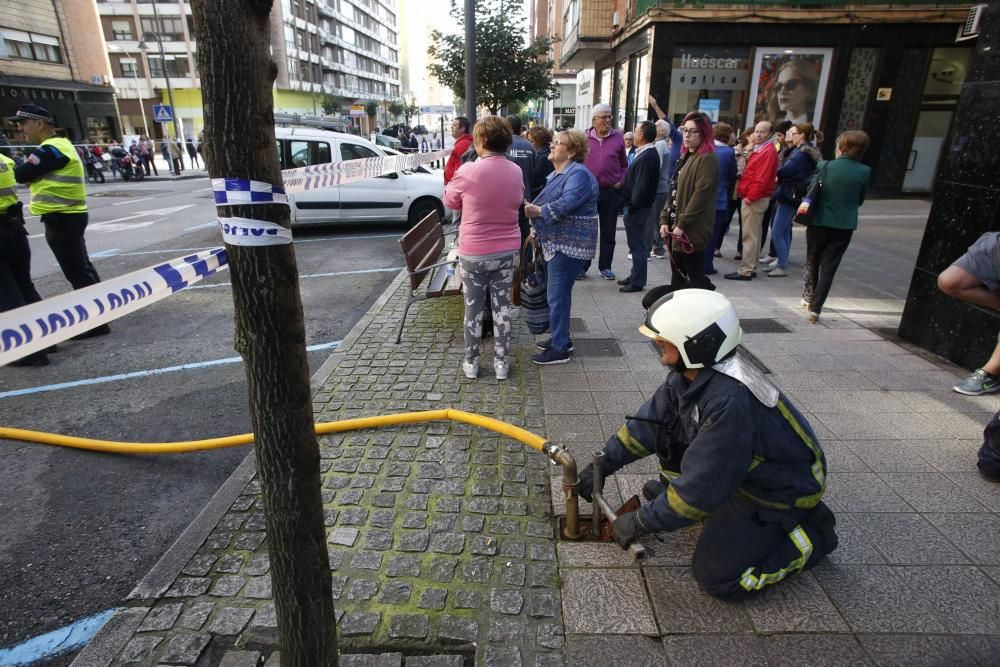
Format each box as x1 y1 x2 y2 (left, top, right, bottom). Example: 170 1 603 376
444 116 525 380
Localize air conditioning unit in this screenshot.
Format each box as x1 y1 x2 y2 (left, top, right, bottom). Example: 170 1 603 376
612 11 620 29
956 4 986 42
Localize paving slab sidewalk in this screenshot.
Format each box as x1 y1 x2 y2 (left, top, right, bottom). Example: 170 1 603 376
74 199 1000 666
548 199 1000 666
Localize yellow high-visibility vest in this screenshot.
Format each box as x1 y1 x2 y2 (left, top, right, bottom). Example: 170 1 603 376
0 153 18 212
28 136 87 215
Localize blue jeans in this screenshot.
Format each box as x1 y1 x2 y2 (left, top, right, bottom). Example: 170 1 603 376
704 208 730 274
546 252 586 353
772 201 796 270
624 207 652 287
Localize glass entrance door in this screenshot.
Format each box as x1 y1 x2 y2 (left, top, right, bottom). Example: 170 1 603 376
902 109 953 193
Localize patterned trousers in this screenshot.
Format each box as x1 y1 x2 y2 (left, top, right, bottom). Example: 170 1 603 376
460 254 516 364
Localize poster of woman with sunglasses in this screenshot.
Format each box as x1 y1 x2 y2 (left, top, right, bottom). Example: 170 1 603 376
746 48 833 127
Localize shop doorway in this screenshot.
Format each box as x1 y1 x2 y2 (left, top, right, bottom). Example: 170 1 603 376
902 108 953 193
901 46 971 194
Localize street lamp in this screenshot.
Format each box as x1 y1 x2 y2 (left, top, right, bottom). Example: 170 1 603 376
148 0 184 143
108 43 151 138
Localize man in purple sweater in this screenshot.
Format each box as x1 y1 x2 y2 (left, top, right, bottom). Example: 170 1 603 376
581 103 627 281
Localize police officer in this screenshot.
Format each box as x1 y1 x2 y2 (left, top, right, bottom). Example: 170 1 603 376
0 148 49 366
10 104 109 338
578 289 838 599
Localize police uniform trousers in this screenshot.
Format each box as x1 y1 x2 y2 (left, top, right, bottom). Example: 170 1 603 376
41 212 101 289
690 496 837 600
0 204 42 312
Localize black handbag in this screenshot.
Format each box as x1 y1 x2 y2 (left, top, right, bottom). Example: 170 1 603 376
516 236 549 334
793 162 829 226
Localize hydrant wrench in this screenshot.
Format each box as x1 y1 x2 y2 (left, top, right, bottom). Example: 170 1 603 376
592 452 648 562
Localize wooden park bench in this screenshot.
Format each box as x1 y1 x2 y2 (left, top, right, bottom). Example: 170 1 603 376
395 210 462 343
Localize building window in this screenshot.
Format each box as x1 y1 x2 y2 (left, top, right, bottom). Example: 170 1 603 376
140 17 184 41
147 54 189 78
119 56 138 77
1 29 63 63
111 20 133 41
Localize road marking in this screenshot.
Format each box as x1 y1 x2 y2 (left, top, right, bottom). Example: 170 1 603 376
109 234 402 257
185 221 217 231
90 204 196 228
0 341 342 399
194 186 214 192
185 266 403 289
112 196 156 206
0 608 118 665
90 248 122 258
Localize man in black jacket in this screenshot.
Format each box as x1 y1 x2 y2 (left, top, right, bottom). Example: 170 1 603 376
619 121 660 292
505 115 536 241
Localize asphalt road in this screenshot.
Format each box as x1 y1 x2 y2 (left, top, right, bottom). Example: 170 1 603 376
0 174 410 650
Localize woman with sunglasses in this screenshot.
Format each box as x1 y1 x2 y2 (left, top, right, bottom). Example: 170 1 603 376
657 111 719 291
768 59 820 125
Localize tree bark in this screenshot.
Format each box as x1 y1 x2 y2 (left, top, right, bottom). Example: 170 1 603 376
189 1 337 664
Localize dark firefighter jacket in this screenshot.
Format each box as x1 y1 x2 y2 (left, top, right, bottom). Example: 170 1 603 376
601 366 828 533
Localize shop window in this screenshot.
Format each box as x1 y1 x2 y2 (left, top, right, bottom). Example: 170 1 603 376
613 61 625 129
669 46 751 130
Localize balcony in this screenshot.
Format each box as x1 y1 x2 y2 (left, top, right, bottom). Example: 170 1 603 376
317 0 336 18
559 0 615 70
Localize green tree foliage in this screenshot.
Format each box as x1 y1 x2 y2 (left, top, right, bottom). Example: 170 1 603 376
387 100 405 119
364 100 379 120
321 93 343 116
428 0 557 115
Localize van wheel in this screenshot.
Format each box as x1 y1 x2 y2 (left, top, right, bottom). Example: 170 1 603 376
408 198 442 227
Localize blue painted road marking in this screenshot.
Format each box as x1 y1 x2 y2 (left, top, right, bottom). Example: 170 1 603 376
0 340 341 399
0 608 118 665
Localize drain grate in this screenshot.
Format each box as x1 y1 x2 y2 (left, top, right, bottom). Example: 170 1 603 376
573 338 622 358
741 318 791 334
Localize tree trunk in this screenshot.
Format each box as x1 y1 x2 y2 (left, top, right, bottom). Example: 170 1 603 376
189 1 337 664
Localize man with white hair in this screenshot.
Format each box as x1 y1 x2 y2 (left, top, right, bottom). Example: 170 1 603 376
581 103 627 281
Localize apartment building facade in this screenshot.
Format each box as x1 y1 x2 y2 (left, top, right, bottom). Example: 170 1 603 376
531 0 577 129
94 0 400 140
561 0 979 197
0 0 118 143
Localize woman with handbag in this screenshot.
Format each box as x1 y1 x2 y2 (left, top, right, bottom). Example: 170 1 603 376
800 130 871 322
659 111 719 292
767 123 822 277
443 116 525 380
523 129 599 365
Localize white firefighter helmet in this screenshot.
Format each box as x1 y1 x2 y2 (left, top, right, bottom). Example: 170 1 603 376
638 289 742 368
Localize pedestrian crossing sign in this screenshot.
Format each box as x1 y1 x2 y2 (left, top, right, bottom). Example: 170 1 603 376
153 104 173 123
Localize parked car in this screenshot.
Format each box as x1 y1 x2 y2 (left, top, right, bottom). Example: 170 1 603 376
275 127 444 228
372 134 402 150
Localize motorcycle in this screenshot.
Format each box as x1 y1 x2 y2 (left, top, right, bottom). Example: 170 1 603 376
83 153 105 184
110 147 145 182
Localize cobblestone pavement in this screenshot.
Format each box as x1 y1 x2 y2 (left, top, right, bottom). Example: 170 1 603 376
74 200 1000 666
77 276 564 666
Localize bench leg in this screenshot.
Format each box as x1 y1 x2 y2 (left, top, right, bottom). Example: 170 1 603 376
396 294 416 344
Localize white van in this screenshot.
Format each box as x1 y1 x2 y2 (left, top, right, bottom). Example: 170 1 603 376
274 127 444 227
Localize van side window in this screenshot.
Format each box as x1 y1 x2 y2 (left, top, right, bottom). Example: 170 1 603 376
288 140 332 168
314 142 331 165
275 140 285 169
341 143 379 161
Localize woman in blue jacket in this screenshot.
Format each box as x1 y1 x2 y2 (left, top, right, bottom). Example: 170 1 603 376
766 124 821 277
705 122 738 275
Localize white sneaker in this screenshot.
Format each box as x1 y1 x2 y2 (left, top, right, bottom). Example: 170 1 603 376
800 298 811 309
627 252 633 260
768 258 779 268
494 360 509 380
463 360 479 379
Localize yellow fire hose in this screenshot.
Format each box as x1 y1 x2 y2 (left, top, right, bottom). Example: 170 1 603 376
0 409 582 538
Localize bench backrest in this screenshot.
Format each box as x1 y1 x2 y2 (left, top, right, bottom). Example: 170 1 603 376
399 210 444 291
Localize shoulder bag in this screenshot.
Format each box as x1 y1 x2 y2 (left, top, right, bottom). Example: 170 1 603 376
793 161 829 226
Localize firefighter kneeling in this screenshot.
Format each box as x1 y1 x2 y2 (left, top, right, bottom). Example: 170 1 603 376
578 289 838 599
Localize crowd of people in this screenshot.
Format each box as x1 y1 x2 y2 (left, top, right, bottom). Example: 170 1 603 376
441 100 874 382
